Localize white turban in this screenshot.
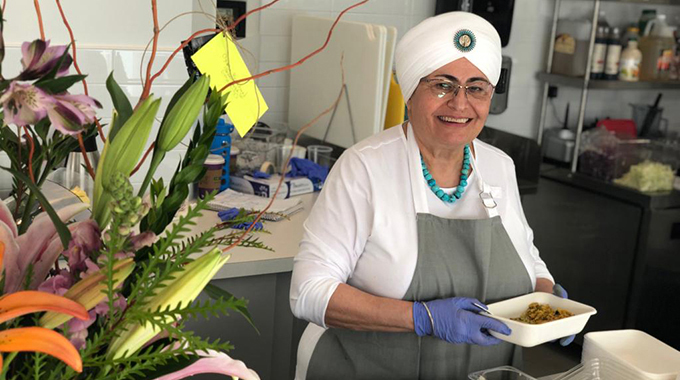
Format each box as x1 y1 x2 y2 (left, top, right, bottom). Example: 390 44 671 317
395 11 502 102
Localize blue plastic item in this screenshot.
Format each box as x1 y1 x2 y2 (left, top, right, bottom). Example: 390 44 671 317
217 207 263 231
288 157 329 188
553 284 576 346
211 119 234 191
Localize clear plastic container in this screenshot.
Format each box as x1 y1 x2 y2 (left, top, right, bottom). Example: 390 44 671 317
232 123 290 173
468 366 537 380
578 128 655 182
552 19 592 77
612 139 679 192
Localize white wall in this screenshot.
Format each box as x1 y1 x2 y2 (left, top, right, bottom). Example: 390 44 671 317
2 0 679 196
0 0 238 194
251 0 437 127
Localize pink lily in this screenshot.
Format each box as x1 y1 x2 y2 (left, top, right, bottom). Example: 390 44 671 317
18 39 72 80
153 350 260 380
46 93 102 136
0 201 89 293
31 219 100 289
0 81 53 126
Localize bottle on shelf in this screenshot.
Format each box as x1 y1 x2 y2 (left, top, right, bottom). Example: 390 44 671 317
552 18 592 77
604 27 623 80
671 26 680 80
619 40 643 82
598 10 610 30
590 25 608 80
638 9 657 37
621 26 640 45
639 14 676 81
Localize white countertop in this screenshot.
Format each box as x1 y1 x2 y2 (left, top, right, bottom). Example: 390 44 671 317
189 192 318 280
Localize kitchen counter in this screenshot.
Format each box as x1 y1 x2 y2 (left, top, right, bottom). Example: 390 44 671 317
188 192 318 279
185 192 318 380
540 164 680 210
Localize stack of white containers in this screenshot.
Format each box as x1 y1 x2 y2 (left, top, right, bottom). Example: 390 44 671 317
582 330 680 380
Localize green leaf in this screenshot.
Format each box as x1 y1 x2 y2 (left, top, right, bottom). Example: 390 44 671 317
34 118 51 142
105 72 133 142
150 178 166 207
1 166 72 248
34 74 87 94
204 283 258 334
173 163 204 185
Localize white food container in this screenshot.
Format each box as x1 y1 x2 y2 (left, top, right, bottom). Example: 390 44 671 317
485 292 597 347
582 330 680 380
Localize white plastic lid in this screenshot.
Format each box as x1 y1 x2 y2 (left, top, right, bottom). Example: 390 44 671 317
204 154 225 165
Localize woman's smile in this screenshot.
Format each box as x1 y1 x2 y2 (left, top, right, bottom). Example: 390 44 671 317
437 115 473 125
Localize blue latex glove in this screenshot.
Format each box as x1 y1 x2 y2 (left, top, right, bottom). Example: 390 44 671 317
413 297 511 346
554 283 575 346
218 208 263 231
251 170 271 179
287 157 329 184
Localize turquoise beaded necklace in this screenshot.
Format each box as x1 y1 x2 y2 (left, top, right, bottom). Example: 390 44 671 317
421 145 471 203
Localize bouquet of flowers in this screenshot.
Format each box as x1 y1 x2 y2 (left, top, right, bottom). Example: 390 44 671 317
0 0 368 377
0 4 272 380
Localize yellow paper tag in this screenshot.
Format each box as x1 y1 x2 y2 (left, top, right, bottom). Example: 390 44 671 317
191 33 268 137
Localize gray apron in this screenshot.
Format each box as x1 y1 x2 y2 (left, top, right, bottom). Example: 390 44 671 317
306 140 533 379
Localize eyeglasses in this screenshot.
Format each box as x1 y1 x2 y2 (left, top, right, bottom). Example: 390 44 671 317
419 77 494 102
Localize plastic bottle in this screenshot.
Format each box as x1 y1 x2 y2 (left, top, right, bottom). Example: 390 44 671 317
619 40 643 82
638 9 657 37
670 26 679 81
210 118 234 191
604 27 623 80
621 26 640 45
597 10 610 30
590 25 608 79
552 18 592 77
639 14 676 81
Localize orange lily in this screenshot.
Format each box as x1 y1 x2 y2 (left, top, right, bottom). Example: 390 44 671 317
0 242 89 373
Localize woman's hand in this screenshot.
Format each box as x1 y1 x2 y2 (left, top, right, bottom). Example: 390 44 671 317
413 297 511 346
534 278 554 293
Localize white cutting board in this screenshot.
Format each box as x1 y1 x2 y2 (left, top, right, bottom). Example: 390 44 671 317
289 16 387 148
379 25 397 130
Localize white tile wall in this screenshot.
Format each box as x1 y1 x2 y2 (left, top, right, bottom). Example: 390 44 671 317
2 1 203 192
3 0 680 197
253 0 437 137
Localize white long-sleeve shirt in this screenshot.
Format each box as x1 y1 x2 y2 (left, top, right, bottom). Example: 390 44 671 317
290 124 553 329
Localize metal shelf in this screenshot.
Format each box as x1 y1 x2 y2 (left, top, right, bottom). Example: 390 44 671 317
538 0 680 173
538 72 680 90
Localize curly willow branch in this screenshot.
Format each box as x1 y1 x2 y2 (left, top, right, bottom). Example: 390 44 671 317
140 0 283 103
33 0 45 40
55 0 107 144
218 0 368 93
222 54 348 254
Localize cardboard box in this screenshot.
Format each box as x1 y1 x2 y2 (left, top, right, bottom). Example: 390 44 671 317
230 175 315 198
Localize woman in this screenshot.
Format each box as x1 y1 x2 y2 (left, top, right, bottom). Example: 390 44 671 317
290 12 560 379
